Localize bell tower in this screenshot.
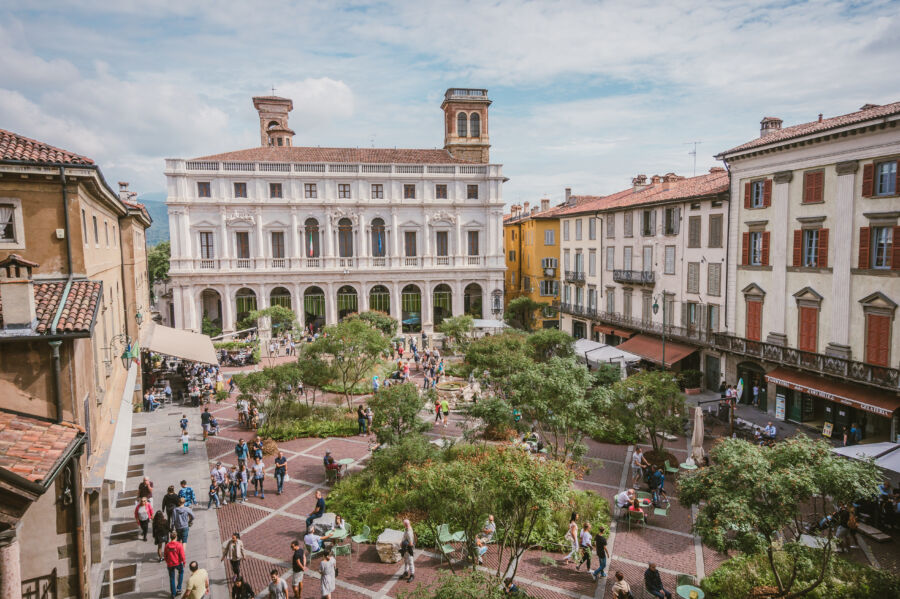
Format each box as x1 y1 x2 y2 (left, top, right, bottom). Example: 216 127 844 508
252 95 295 147
442 88 491 163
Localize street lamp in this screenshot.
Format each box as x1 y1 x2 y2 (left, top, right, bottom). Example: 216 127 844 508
491 289 503 318
652 294 667 371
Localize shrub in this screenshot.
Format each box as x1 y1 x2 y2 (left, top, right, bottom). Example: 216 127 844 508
258 405 358 440
679 369 703 389
463 396 518 440
399 571 505 599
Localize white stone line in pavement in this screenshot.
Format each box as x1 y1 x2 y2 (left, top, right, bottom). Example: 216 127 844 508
857 536 879 569
576 479 620 491
239 486 319 537
598 444 633 599
609 555 691 578
373 562 414 599
642 523 695 539
691 505 706 580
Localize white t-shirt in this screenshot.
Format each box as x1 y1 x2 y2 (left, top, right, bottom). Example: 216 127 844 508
137 505 149 520
303 533 322 552
580 530 592 547
632 451 643 468
252 463 265 479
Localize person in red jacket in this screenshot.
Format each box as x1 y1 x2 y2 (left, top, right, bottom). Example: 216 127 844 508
164 531 187 598
134 496 154 541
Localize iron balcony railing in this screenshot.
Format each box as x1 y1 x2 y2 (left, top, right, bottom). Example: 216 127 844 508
564 270 586 283
613 269 655 284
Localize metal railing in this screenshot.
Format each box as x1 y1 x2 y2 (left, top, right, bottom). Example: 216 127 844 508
613 269 655 284
271 258 286 268
564 270 586 283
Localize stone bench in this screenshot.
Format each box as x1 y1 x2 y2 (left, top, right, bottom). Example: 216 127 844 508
376 528 404 563
312 512 337 536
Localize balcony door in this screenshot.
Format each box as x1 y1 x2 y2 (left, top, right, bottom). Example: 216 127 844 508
623 247 633 271
235 232 250 259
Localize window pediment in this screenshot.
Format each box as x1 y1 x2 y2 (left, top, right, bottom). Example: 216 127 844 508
741 282 765 298
859 291 897 311
793 286 823 306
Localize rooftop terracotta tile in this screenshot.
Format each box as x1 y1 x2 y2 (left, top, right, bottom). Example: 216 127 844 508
0 411 80 483
0 279 100 335
0 128 94 165
192 146 476 164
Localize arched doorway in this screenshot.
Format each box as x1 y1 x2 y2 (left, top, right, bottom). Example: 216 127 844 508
337 285 358 320
369 285 390 314
401 284 422 333
464 283 483 318
235 288 257 326
433 284 452 327
304 286 325 332
269 287 292 310
200 288 222 334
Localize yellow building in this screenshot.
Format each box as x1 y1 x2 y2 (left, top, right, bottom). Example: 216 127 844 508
503 199 564 328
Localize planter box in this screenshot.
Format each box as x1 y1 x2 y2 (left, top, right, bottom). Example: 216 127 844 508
684 388 701 395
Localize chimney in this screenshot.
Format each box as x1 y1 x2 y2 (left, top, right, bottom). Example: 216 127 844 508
632 174 649 192
650 175 662 185
709 166 725 173
118 181 137 203
0 254 39 329
531 207 537 215
818 113 823 122
523 201 530 214
541 198 550 212
860 104 879 111
565 187 572 204
760 116 783 138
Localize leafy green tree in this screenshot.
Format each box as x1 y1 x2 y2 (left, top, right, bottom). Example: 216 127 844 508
527 328 574 362
201 315 222 338
464 396 518 441
147 241 170 289
592 362 621 387
368 383 429 445
240 305 297 333
507 357 597 462
346 310 398 337
306 318 391 410
464 331 532 394
680 437 882 599
232 362 304 424
400 571 505 599
295 347 334 405
504 296 546 331
438 314 475 354
611 370 684 453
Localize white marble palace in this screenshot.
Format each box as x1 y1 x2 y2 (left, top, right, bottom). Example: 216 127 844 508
164 89 506 335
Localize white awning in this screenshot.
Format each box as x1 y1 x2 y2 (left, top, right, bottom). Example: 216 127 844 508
472 319 509 330
832 442 900 475
574 339 641 368
142 322 218 364
89 362 137 488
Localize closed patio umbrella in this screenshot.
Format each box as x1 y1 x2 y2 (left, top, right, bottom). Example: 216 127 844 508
690 406 705 464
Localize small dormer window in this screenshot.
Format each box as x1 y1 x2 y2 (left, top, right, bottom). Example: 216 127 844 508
277 137 283 146
457 112 467 137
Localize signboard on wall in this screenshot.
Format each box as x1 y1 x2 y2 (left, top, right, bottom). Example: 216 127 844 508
822 422 833 438
775 393 786 421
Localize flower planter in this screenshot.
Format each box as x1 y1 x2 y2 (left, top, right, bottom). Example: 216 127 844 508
684 387 701 395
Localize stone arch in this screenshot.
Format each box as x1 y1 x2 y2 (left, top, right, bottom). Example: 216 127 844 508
303 285 326 331
235 287 258 324
336 284 359 320
369 284 391 315
401 284 422 333
433 283 452 327
464 282 483 318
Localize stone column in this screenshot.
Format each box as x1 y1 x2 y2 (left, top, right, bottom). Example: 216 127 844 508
293 283 302 323
391 210 400 267
255 209 264 269
168 210 181 259
423 217 432 267
765 171 792 346
187 286 199 331
422 281 433 332
172 286 183 329
391 281 402 323
455 217 463 267
827 160 858 358
219 208 229 261
452 280 464 316
0 530 21 599
223 284 235 333
290 209 300 268
358 221 368 260
359 285 369 313
324 215 334 267
325 282 337 326
181 208 192 260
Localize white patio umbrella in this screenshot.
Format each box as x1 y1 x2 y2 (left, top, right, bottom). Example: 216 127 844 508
690 406 705 464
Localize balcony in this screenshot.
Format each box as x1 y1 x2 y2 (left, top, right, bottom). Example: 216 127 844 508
467 256 481 266
338 258 355 268
564 270 586 284
271 258 286 268
236 258 252 269
306 258 321 268
613 269 655 285
435 256 450 266
199 259 217 269
372 257 387 267
404 257 420 267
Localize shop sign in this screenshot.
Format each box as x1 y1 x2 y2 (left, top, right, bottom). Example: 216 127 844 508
822 422 833 438
775 393 786 421
765 374 892 417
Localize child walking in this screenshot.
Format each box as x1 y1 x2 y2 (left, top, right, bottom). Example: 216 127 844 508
181 430 190 454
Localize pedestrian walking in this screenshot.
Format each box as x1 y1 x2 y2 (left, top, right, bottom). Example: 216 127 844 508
201 407 211 441
181 430 190 454
563 512 579 565
290 540 308 599
365 405 373 432
576 522 592 570
178 480 196 507
266 569 290 599
631 447 649 487
152 510 169 561
357 405 367 435
228 466 239 503
400 519 416 582
164 532 186 598
179 414 189 433
230 575 254 599
441 397 450 426
611 571 631 599
162 485 181 523
135 496 153 541
274 451 288 495
138 476 154 507
590 525 609 581
172 498 194 544
319 549 337 599
221 532 245 578
252 456 266 498
207 476 221 509
434 397 442 423
237 464 249 502
182 561 209 599
235 438 249 469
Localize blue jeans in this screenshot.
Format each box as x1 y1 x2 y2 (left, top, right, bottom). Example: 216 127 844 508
592 556 607 578
306 513 323 530
240 481 247 501
275 471 285 494
229 483 237 503
648 590 671 599
207 494 220 509
168 563 184 596
176 527 189 544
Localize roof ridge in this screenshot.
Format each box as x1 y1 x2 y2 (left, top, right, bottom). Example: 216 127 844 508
0 127 94 165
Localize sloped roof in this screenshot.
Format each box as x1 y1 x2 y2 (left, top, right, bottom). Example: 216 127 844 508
192 146 474 164
0 280 101 335
719 101 900 156
556 170 729 217
0 128 94 165
0 411 81 483
505 202 570 223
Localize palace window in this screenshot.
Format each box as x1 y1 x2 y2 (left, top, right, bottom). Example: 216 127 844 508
338 184 351 199
304 183 317 198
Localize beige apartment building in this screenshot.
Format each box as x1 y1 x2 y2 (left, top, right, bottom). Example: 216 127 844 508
557 170 729 388
719 102 900 443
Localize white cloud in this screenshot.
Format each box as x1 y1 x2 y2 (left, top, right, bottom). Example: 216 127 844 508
274 78 355 137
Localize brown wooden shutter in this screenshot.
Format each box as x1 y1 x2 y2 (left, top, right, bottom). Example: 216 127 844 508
803 172 812 204
866 314 891 367
818 228 829 268
798 306 818 352
893 226 900 270
761 231 770 265
862 163 875 197
793 230 802 266
746 300 761 341
744 182 751 209
858 227 871 269
741 232 750 265
763 179 772 207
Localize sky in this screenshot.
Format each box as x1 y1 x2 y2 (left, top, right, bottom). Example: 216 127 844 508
1 0 899 206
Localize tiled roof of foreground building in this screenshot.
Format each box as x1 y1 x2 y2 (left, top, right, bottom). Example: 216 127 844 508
0 128 95 165
0 411 81 483
192 146 476 164
0 280 101 334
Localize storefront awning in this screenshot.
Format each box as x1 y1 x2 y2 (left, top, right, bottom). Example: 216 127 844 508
616 334 697 367
612 328 635 339
765 367 900 418
142 322 218 364
593 325 615 336
87 362 137 489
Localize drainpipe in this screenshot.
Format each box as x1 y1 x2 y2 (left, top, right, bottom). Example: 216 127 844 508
70 452 86 599
48 341 64 423
59 167 73 277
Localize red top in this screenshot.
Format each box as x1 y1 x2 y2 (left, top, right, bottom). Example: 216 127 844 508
134 502 154 522
164 540 186 567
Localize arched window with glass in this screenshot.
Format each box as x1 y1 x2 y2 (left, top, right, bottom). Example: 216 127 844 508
371 218 386 257
464 283 483 318
369 285 390 314
470 112 481 138
235 287 258 324
304 286 325 331
457 112 468 137
433 284 452 326
269 287 292 310
338 218 354 258
401 284 422 333
337 285 358 320
304 218 320 258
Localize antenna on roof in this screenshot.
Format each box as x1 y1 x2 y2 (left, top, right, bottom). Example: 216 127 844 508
370 134 376 148
684 141 702 176
271 85 277 95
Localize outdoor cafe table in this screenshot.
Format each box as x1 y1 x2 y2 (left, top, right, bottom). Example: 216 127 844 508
676 585 704 599
337 458 354 465
679 462 698 471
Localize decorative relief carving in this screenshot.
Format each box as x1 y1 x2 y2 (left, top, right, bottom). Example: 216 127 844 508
428 210 457 224
226 210 255 225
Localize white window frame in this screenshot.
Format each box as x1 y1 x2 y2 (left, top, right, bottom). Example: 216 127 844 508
544 229 555 245
0 198 26 250
606 247 615 271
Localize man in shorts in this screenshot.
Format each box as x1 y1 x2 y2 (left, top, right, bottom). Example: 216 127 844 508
200 407 211 441
289 540 307 598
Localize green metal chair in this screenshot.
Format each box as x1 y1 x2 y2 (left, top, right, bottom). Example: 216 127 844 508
350 524 371 552
438 523 465 543
332 543 351 558
306 543 325 560
330 523 350 542
653 504 670 518
676 574 697 587
627 510 645 532
437 540 456 563
664 460 679 476
636 491 652 503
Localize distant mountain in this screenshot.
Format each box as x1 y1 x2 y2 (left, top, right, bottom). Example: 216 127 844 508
138 192 169 247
